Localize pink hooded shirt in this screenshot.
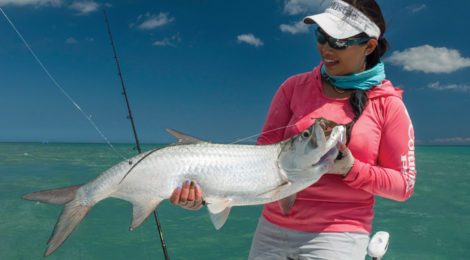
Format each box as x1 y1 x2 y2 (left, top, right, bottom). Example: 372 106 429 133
257 64 416 234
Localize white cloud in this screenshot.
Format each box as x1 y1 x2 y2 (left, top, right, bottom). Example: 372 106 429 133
280 21 309 34
152 33 181 47
69 1 99 15
136 12 174 30
427 82 470 92
408 4 426 13
385 45 470 73
65 37 77 44
152 38 172 47
283 0 331 15
237 34 264 47
0 0 61 7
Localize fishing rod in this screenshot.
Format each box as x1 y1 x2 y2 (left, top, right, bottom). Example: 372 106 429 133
103 10 170 260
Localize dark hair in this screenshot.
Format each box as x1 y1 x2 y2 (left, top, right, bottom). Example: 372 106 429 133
342 0 389 144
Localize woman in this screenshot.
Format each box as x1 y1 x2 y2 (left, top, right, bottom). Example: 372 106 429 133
170 0 416 259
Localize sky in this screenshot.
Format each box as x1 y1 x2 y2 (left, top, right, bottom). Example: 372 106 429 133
1 0 469 145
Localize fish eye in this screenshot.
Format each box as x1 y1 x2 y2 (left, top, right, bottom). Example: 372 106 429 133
302 130 310 138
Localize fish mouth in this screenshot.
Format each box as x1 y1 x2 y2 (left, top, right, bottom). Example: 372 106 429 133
315 118 340 139
318 145 339 164
309 118 341 167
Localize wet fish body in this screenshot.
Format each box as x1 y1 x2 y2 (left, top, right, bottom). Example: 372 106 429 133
22 119 345 256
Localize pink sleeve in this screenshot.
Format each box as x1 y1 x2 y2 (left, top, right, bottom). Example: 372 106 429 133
344 97 416 201
256 82 292 145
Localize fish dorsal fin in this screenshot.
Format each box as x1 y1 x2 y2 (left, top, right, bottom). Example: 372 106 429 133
165 128 206 145
278 194 296 215
207 199 232 230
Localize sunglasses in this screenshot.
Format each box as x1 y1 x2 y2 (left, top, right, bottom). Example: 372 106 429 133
315 28 372 50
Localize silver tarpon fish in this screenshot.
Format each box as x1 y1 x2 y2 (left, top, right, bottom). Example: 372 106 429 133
22 118 345 257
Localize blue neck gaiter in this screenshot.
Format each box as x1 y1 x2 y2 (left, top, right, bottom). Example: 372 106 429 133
321 62 386 90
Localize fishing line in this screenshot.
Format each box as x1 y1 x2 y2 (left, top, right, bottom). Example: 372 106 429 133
231 122 300 144
0 7 127 161
231 116 321 144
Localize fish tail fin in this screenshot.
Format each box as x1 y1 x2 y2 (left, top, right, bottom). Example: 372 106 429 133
21 185 92 257
44 201 92 257
21 184 83 205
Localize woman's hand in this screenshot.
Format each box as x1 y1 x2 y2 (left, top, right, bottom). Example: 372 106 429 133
329 139 355 177
170 180 204 210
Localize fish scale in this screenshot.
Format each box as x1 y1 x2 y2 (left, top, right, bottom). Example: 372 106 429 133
135 143 284 198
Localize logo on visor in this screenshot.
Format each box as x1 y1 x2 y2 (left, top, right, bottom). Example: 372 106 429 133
330 1 360 21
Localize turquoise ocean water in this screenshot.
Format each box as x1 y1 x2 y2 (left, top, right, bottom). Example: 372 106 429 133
1 143 469 259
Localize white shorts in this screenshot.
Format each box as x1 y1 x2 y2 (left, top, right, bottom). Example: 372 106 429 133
248 216 369 260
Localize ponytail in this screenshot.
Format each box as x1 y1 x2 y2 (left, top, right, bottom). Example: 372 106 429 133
346 89 368 144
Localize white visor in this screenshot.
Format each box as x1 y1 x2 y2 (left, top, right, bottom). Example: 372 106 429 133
303 0 381 39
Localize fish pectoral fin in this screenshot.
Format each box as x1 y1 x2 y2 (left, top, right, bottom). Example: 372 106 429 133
165 128 206 145
208 206 232 230
256 181 292 199
130 199 162 231
278 194 297 215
